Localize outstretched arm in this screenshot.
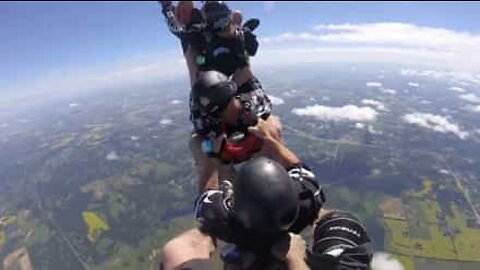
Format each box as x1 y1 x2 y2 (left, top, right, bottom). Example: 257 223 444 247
159 1 201 86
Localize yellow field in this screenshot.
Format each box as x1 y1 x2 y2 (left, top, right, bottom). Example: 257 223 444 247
419 200 441 224
392 254 415 270
51 133 77 150
380 197 406 220
447 204 480 261
384 219 411 254
82 211 110 243
0 230 6 246
0 215 18 226
408 179 434 199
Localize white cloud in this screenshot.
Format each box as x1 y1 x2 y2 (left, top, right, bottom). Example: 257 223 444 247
420 100 432 105
400 68 480 86
366 82 383 88
381 88 397 95
459 93 480 103
292 104 378 122
106 151 119 161
371 252 404 270
402 113 468 139
160 119 173 125
470 105 480 113
269 95 285 105
130 136 140 141
361 99 386 111
449 86 466 93
368 125 382 135
170 99 183 105
259 22 480 72
355 123 365 129
408 82 420 88
439 169 451 175
69 103 79 108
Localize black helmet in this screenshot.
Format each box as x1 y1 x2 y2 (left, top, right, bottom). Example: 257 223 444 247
233 157 299 234
191 70 237 116
202 1 232 32
190 71 237 137
308 211 373 269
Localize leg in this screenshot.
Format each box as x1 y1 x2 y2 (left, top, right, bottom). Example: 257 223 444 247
190 134 219 192
161 228 215 270
185 46 200 87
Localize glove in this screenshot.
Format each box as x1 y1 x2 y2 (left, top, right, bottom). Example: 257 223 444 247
194 181 236 242
243 28 259 56
288 165 325 233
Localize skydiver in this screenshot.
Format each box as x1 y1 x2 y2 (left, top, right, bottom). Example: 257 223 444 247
189 70 282 193
160 1 262 89
160 109 318 269
159 1 284 191
160 157 373 269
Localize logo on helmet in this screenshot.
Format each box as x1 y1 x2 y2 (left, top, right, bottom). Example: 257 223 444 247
200 96 210 107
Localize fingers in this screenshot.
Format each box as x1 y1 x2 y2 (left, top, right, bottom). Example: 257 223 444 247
231 10 243 26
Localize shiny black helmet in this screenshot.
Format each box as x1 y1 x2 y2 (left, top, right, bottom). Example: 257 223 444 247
190 70 237 136
233 157 300 234
202 1 232 32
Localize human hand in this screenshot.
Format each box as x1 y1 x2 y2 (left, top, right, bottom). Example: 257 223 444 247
247 116 282 141
271 233 307 262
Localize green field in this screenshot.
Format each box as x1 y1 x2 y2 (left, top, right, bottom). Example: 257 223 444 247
93 215 196 270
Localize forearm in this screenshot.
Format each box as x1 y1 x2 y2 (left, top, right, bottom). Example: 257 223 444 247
286 256 310 270
262 136 301 168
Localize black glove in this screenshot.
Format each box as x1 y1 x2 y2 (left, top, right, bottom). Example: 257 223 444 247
194 181 236 242
288 165 325 233
243 28 259 56
242 18 260 56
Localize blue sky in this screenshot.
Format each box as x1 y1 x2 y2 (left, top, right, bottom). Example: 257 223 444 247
2 1 480 98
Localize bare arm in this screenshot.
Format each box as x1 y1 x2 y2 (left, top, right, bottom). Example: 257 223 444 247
160 1 200 87
271 233 310 270
248 118 300 168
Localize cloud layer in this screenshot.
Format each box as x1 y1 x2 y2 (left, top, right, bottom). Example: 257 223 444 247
292 105 378 122
459 93 480 103
259 22 480 72
367 82 383 88
362 99 386 111
449 86 466 93
402 113 468 139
